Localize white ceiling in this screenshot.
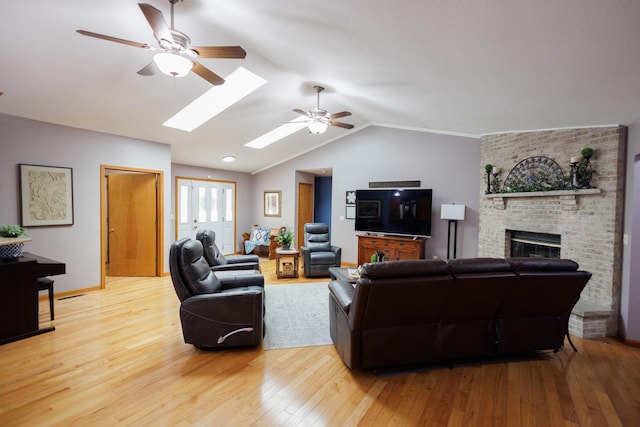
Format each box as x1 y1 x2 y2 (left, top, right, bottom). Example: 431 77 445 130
2 0 640 173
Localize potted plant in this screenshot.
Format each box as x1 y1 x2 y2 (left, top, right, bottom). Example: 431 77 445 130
0 224 28 260
581 147 594 159
275 228 294 250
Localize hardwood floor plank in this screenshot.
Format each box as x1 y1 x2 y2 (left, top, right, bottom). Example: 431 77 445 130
1 260 639 426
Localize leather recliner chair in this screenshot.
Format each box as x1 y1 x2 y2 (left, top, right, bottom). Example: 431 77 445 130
169 237 265 349
300 223 341 277
196 229 261 272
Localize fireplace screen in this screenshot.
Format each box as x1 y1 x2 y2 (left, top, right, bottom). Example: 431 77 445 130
509 230 561 258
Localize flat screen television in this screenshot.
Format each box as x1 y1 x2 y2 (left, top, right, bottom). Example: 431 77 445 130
355 189 433 237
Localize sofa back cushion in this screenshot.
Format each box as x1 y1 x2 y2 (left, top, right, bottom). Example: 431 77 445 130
497 271 592 318
179 239 222 295
508 257 578 272
448 258 512 274
196 229 227 266
351 259 452 329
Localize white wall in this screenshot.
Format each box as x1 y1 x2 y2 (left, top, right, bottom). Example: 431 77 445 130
621 120 640 341
251 125 481 263
0 113 172 293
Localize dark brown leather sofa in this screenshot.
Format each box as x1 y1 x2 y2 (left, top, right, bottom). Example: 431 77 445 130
328 257 591 370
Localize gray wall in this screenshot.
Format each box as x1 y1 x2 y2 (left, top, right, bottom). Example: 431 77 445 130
621 120 640 341
251 125 481 263
0 113 172 294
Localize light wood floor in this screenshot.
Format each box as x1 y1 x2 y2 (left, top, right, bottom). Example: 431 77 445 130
1 259 639 426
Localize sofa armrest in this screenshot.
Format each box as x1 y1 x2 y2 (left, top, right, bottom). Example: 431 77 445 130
329 280 355 314
218 273 264 290
226 254 260 265
331 246 342 265
211 262 260 272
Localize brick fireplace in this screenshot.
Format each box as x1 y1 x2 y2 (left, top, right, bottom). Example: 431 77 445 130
479 126 627 338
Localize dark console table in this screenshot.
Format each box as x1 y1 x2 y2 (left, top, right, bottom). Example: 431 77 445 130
0 252 65 345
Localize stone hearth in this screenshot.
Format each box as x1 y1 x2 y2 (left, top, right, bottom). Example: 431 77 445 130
479 126 627 338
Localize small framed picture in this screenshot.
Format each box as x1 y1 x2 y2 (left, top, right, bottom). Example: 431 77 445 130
346 191 356 205
346 205 356 219
264 190 282 217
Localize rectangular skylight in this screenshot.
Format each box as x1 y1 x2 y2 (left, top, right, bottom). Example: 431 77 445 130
163 66 267 132
245 117 308 149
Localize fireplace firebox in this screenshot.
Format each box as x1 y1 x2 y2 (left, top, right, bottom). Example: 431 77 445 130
509 230 561 258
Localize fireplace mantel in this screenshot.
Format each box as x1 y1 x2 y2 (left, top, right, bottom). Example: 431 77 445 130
485 188 601 210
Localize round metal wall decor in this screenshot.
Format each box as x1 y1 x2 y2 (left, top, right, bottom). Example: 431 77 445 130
503 156 567 192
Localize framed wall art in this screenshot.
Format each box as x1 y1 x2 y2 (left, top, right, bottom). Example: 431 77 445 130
264 190 282 217
19 164 74 227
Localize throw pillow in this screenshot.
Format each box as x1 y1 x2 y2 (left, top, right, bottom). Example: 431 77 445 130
251 226 269 243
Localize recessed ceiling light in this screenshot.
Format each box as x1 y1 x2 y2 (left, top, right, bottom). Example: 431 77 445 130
163 67 267 132
222 156 236 162
245 116 308 149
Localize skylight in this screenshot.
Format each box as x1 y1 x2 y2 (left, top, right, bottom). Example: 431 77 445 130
163 67 267 132
244 116 308 149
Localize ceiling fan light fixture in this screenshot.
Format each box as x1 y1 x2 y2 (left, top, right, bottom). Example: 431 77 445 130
308 120 328 134
153 52 193 77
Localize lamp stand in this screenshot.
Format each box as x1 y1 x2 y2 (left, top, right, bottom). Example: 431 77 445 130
446 219 459 259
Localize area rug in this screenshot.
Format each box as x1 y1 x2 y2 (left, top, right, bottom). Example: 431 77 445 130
263 282 332 350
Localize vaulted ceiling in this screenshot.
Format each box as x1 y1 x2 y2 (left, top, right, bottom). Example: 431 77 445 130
2 1 639 173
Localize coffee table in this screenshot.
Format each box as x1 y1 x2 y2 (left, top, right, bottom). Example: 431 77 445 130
328 267 359 284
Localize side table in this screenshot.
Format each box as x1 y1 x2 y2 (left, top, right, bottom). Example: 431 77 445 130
276 248 299 279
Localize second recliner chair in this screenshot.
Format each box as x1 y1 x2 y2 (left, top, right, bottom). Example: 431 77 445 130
196 229 261 272
300 223 341 277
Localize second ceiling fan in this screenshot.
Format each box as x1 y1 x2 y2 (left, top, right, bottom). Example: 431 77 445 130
294 86 354 134
77 0 246 85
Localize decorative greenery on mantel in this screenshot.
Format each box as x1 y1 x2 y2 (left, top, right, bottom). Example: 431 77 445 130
486 149 596 195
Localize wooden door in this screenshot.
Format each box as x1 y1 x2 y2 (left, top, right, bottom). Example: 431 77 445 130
107 173 157 276
297 183 314 250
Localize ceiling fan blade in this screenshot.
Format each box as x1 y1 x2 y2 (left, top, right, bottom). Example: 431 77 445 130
191 46 247 59
329 121 354 129
192 61 225 85
138 3 174 45
76 30 154 50
329 111 352 120
137 61 158 76
293 109 310 117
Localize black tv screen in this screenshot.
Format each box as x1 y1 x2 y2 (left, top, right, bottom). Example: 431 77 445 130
355 189 432 237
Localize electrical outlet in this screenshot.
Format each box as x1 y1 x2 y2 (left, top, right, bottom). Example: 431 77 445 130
623 234 629 245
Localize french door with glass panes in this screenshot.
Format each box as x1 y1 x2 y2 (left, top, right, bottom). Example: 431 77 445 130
177 179 235 254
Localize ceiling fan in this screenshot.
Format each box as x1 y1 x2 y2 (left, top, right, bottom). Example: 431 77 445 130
294 86 354 134
76 0 246 85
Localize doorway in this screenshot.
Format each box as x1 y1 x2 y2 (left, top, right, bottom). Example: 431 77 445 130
100 165 164 287
176 177 236 254
297 182 314 250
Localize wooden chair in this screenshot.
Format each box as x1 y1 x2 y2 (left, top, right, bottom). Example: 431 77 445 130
242 225 286 259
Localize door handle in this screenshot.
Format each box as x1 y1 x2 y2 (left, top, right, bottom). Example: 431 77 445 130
109 228 115 233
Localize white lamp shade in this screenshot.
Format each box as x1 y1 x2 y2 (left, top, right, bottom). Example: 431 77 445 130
308 120 328 134
153 53 193 77
441 204 466 220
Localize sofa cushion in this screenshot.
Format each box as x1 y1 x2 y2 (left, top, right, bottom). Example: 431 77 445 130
448 258 512 274
361 259 449 279
306 232 331 252
508 257 579 272
180 240 222 294
309 251 337 265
